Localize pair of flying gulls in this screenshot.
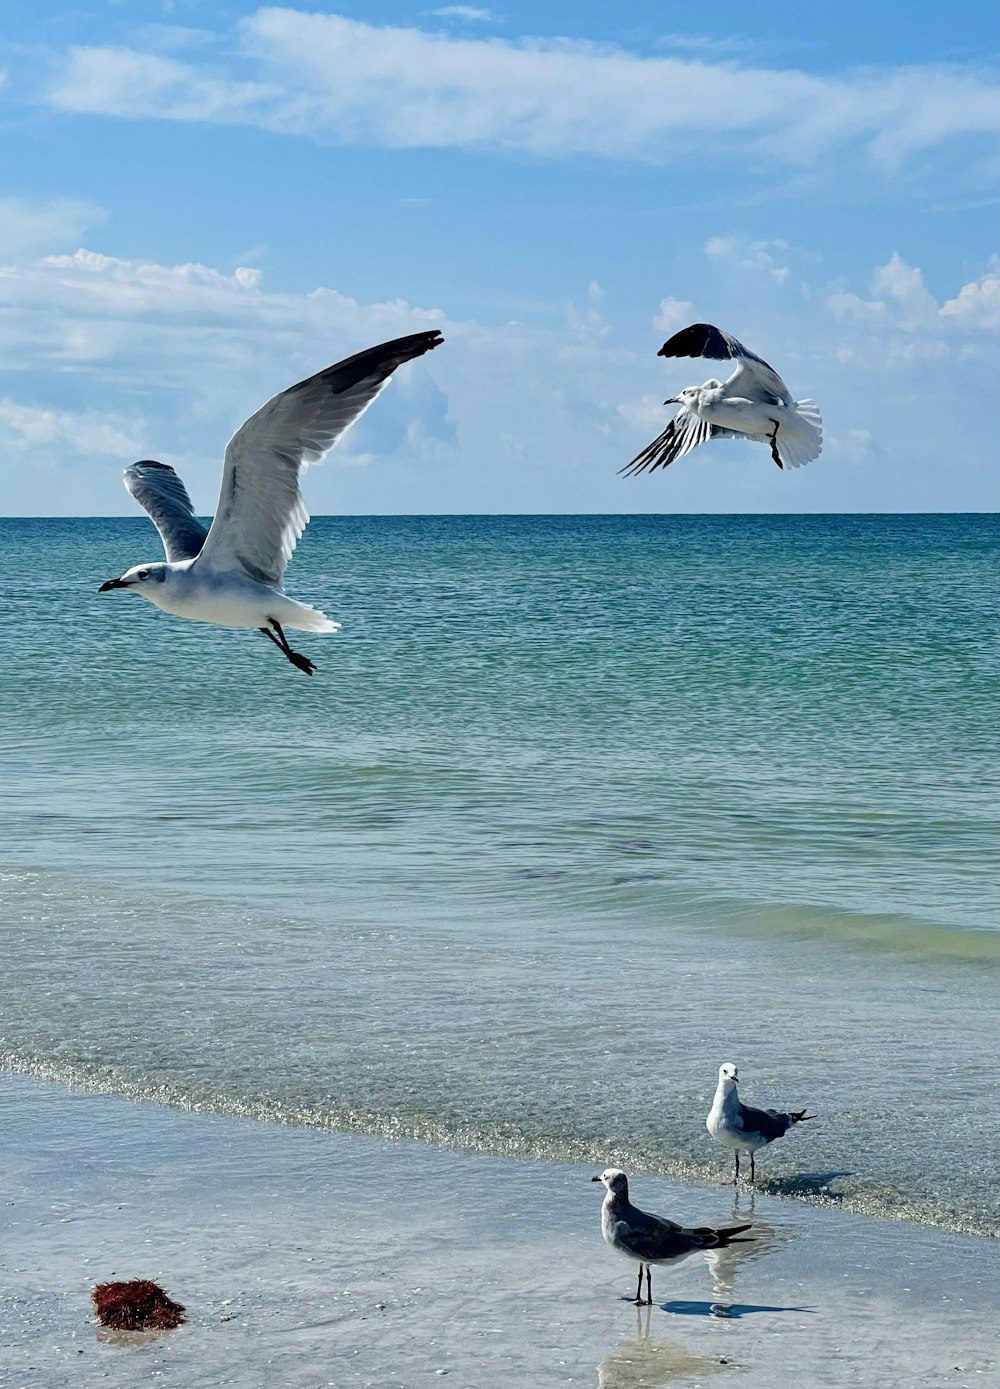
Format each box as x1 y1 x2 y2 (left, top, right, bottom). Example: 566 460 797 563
100 325 822 674
595 1063 815 1306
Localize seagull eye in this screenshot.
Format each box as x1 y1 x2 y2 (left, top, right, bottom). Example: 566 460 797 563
137 569 150 579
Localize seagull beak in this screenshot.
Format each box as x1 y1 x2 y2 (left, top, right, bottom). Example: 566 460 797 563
664 396 679 405
591 1175 603 1183
98 577 127 592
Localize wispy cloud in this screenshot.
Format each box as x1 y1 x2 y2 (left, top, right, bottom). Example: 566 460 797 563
0 399 143 458
427 6 497 21
42 8 996 176
0 195 106 257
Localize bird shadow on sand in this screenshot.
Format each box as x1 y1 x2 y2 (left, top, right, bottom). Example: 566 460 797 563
660 1300 814 1319
762 1170 854 1199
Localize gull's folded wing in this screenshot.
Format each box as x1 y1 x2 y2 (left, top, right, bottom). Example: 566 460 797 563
736 1102 794 1143
621 407 755 476
196 330 444 587
613 1212 707 1263
124 461 209 561
659 322 791 406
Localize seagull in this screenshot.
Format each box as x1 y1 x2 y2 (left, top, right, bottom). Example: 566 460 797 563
98 330 444 674
622 322 822 476
592 1167 753 1306
706 1063 816 1185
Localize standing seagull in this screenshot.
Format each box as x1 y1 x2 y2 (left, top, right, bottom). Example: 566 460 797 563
706 1063 816 1186
99 330 444 674
592 1168 752 1306
622 322 822 476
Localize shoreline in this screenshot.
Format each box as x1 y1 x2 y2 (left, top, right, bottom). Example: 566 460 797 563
2 1071 996 1389
2 1051 991 1241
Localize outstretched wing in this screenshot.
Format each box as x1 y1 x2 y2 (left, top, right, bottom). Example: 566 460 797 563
123 461 209 561
196 330 444 588
659 322 791 406
621 407 755 477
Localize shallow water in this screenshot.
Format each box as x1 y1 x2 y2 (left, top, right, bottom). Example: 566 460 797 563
1 514 997 1233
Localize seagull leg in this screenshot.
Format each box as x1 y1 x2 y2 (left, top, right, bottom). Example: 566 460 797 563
633 1266 644 1304
749 1153 756 1186
768 420 783 469
261 620 315 676
645 1266 653 1307
733 1152 740 1186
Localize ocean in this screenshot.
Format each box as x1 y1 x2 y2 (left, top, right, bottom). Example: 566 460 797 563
1 513 996 1235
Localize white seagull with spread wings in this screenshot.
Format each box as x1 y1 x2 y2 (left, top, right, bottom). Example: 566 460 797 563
99 331 443 674
623 322 822 476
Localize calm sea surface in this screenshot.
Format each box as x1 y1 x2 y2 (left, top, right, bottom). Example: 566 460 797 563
1 514 997 1234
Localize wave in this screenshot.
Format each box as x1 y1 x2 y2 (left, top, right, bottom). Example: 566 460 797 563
2 1050 994 1240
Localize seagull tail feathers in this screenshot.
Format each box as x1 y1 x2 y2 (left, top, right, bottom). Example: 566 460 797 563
281 599 341 634
714 1222 755 1248
776 400 823 470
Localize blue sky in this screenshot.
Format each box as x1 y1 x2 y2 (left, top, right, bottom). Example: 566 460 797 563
0 1 996 515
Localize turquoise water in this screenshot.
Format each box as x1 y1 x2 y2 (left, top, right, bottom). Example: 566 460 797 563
1 514 997 1234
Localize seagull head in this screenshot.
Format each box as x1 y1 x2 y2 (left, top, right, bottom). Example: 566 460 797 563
719 1062 739 1085
98 562 168 595
592 1167 629 1198
664 385 703 407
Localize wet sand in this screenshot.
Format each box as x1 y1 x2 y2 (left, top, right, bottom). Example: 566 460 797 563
1 1072 995 1389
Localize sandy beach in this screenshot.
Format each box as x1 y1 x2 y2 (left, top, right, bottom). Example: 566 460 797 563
1 1071 995 1389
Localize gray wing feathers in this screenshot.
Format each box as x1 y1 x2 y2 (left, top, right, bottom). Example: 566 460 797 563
658 323 772 370
197 330 444 588
724 357 792 406
737 1102 794 1144
613 1207 750 1263
622 408 749 476
659 322 792 406
123 461 209 562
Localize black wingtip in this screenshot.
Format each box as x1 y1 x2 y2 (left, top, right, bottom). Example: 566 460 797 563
657 323 720 359
311 330 445 398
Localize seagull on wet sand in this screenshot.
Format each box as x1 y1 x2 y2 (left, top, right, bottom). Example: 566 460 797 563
98 330 444 674
622 322 822 476
592 1167 753 1306
707 1063 816 1185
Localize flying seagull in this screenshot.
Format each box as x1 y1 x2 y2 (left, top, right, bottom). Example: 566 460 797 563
622 322 822 476
592 1167 753 1306
706 1062 816 1185
99 330 444 674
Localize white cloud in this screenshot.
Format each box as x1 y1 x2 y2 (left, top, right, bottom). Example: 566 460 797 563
0 399 143 458
653 297 694 332
826 253 999 351
41 9 996 174
49 47 276 122
703 235 791 284
427 6 496 20
940 272 1000 330
0 196 106 257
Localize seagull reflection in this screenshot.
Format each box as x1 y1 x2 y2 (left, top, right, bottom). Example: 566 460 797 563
597 1304 731 1388
706 1194 760 1304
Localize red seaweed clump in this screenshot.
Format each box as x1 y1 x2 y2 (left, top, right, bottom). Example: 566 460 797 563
91 1279 186 1330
